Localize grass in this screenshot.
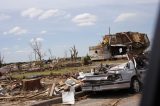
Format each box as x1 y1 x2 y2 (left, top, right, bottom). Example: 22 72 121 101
11 66 92 79
11 59 127 79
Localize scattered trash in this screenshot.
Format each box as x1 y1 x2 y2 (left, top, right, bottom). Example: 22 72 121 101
65 77 78 86
53 77 82 96
0 85 6 96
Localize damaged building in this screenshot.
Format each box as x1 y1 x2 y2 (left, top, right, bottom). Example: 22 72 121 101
89 32 150 60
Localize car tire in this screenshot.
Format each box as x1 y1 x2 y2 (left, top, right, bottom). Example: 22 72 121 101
131 78 141 93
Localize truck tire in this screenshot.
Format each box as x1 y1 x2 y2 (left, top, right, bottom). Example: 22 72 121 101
131 78 141 93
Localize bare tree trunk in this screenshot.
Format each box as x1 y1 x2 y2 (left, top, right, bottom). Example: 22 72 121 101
0 52 4 68
30 39 44 61
64 50 68 60
48 49 53 60
28 53 33 69
30 38 45 70
69 45 78 61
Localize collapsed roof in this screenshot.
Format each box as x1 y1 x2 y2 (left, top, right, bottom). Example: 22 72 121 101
102 31 150 55
102 32 150 48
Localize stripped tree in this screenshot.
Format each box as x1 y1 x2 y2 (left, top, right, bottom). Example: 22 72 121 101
28 52 33 68
30 38 45 61
0 52 4 68
69 45 78 61
30 38 45 68
64 50 68 60
48 48 54 60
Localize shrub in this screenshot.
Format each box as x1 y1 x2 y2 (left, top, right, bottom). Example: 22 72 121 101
82 55 91 65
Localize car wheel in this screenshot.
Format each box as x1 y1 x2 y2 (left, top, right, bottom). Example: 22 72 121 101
131 78 141 93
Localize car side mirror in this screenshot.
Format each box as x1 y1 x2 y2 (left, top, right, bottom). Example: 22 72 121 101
126 63 130 69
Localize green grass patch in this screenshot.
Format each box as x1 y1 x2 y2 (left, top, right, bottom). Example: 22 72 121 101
11 66 92 79
11 59 127 79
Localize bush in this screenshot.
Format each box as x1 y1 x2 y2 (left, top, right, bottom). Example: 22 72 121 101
82 55 91 65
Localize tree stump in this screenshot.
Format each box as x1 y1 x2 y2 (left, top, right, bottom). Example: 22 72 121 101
22 78 42 91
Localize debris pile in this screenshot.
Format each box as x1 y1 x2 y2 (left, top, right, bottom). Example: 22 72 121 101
0 77 47 102
53 77 82 96
0 73 82 105
89 31 150 60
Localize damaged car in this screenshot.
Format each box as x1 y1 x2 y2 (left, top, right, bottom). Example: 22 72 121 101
79 57 147 93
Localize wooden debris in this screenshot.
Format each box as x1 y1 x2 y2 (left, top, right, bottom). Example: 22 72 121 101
49 83 55 97
0 96 25 100
26 90 47 99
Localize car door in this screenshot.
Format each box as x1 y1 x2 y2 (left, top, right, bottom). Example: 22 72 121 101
121 61 135 82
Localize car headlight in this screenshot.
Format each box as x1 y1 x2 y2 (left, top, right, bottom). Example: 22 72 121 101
107 74 122 81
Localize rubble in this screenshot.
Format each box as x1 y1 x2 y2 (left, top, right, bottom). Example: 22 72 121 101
0 85 6 96
49 83 56 97
53 77 82 96
89 31 150 61
0 50 149 105
0 77 48 103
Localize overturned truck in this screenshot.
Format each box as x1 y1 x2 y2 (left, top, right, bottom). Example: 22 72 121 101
89 32 150 60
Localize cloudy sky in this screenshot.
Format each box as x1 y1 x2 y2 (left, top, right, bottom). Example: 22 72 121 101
0 0 159 63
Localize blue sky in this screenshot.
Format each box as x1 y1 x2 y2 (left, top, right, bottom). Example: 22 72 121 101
0 0 159 63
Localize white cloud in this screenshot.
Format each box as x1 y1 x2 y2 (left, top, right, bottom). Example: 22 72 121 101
22 8 64 20
0 13 10 21
36 38 44 42
4 26 27 35
38 9 60 20
21 8 44 18
114 13 137 22
15 50 31 54
30 37 44 43
2 48 9 51
16 50 26 53
3 32 7 35
40 30 47 34
72 13 97 26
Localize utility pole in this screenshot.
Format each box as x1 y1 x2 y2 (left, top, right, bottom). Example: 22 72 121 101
108 27 111 45
109 27 111 35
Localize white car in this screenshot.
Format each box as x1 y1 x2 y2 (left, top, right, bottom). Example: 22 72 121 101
81 60 146 93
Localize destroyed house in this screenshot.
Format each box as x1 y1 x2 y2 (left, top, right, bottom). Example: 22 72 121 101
89 32 150 60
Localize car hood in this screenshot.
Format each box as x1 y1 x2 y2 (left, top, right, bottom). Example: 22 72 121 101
109 63 126 70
